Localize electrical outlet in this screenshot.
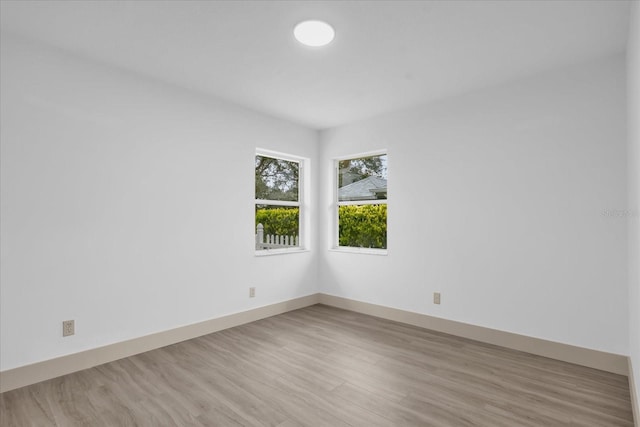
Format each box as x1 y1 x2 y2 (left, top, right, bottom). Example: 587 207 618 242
62 320 75 337
433 292 441 305
249 287 256 298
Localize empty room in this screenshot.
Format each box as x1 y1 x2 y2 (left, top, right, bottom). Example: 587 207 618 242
1 0 639 426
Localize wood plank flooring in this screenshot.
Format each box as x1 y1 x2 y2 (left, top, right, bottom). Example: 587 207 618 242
0 304 635 426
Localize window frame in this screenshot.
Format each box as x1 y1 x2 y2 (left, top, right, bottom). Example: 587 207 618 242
255 149 308 256
332 150 388 255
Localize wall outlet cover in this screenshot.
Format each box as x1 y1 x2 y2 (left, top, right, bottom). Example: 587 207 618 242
62 320 75 337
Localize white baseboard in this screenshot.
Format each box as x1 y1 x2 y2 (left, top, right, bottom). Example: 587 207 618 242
630 358 640 427
0 294 320 393
1 293 630 394
318 293 629 376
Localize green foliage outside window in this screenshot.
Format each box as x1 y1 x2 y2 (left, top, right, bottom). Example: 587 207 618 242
255 207 299 237
338 204 387 249
338 155 386 188
255 156 299 201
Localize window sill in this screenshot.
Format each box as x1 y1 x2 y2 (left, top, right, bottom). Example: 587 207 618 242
329 247 388 256
255 248 310 257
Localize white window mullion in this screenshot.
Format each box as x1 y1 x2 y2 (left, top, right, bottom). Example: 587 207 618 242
337 199 387 207
255 199 300 207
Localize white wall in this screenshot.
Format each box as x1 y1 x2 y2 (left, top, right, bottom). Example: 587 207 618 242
628 0 640 413
0 28 631 376
0 35 318 371
319 55 628 355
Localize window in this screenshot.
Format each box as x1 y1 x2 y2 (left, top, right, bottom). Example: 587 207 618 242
255 151 304 253
335 152 387 252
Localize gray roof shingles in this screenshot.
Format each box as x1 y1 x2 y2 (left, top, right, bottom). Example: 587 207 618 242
338 176 387 201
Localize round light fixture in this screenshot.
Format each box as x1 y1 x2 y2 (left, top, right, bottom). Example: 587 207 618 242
294 20 335 47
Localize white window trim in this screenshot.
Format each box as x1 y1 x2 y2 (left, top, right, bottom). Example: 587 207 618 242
329 246 388 255
255 247 311 257
332 150 388 255
255 148 309 255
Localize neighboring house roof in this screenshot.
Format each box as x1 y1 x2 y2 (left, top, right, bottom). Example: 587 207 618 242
338 176 388 201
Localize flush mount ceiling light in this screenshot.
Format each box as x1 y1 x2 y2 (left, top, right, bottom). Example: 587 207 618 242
294 20 335 47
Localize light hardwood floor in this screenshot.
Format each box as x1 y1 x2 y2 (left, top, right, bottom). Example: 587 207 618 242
0 304 635 426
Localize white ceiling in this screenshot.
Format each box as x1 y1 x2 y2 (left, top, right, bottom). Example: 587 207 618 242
0 0 632 130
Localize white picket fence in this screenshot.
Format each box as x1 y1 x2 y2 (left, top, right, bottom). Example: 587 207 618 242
255 223 299 250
